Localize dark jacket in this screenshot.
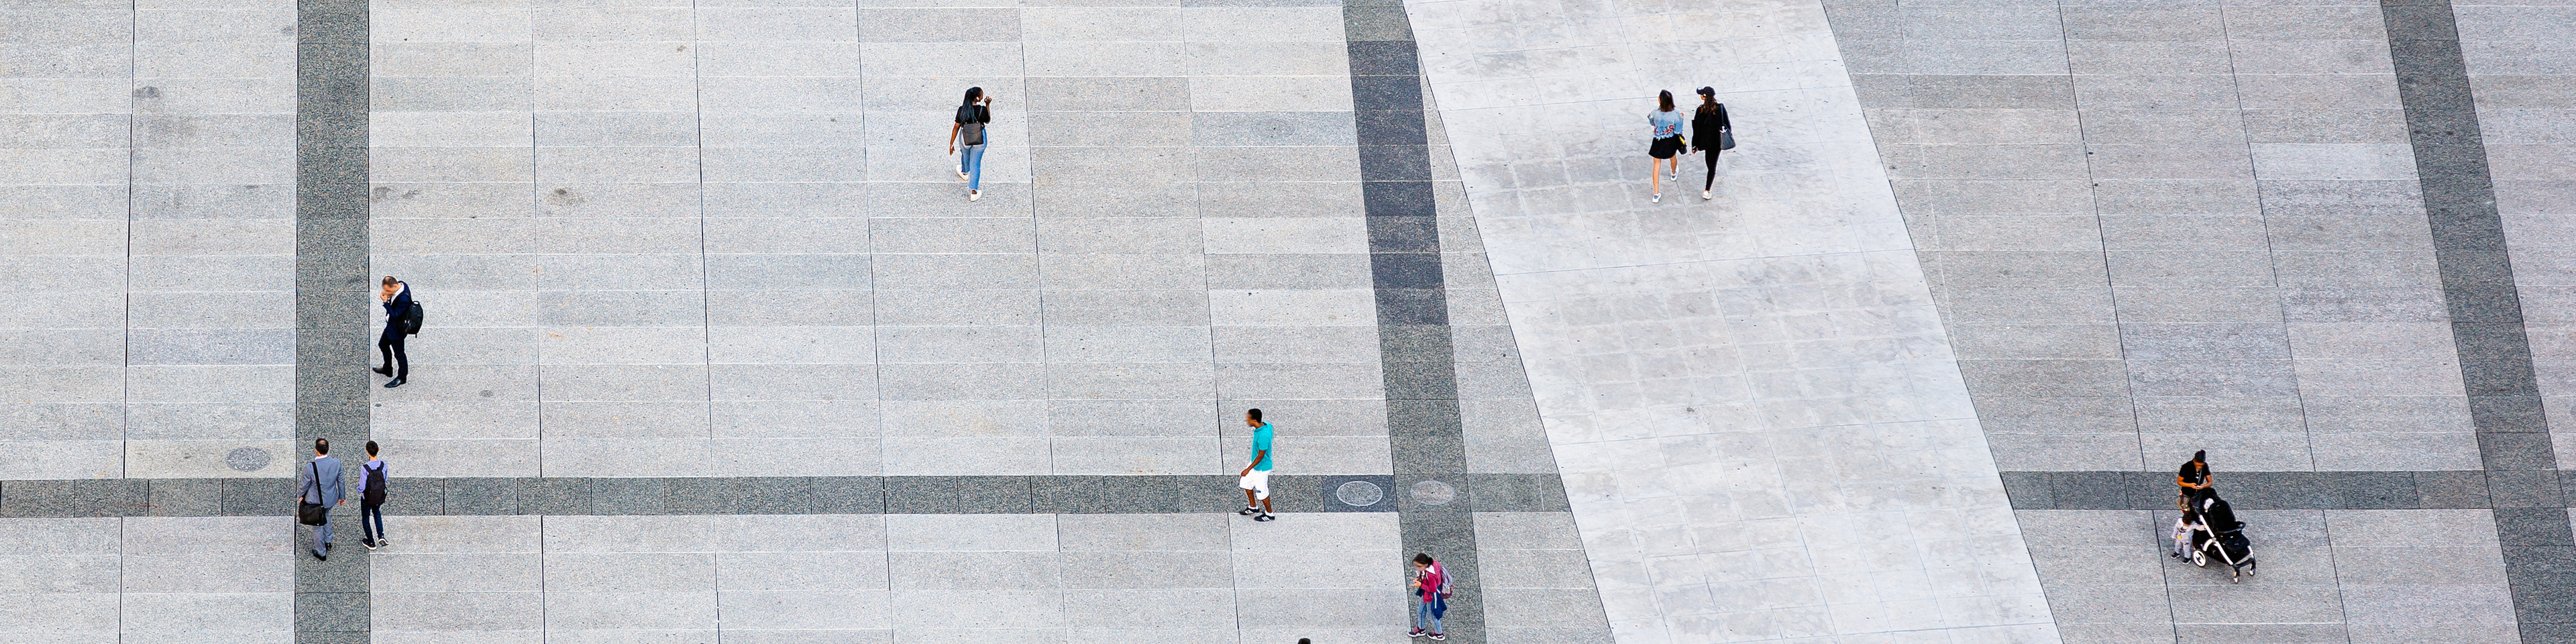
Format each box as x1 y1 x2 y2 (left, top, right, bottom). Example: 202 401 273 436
382 284 413 326
1691 103 1730 152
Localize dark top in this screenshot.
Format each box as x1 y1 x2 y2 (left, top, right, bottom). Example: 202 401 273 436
955 104 990 146
1691 103 1729 151
2176 459 2209 488
382 284 413 321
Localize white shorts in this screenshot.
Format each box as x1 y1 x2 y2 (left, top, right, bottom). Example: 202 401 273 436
1238 469 1272 500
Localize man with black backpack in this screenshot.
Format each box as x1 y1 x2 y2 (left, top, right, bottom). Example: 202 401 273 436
376 276 417 388
354 441 389 550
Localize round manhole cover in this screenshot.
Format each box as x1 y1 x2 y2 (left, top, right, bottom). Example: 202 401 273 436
1411 480 1456 506
1335 481 1385 507
223 447 271 472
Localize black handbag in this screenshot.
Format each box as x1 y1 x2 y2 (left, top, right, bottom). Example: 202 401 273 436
1718 129 1735 150
297 462 328 526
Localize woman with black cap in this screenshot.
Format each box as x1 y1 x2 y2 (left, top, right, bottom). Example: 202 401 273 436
1646 90 1686 203
1690 87 1730 201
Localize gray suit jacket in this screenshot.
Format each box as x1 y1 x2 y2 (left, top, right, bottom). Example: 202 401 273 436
301 455 344 506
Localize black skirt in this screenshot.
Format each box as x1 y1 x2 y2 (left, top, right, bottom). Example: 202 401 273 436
1649 136 1683 159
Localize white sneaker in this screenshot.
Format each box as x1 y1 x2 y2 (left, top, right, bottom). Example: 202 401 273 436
1651 193 1660 203
1702 190 1712 201
958 170 969 180
968 190 980 202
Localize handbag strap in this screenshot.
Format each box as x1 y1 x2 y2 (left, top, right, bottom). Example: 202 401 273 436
307 460 320 502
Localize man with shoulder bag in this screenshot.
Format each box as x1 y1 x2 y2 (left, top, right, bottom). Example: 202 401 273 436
297 438 346 561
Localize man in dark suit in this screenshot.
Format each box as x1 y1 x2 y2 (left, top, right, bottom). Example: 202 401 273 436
299 438 346 560
376 276 412 388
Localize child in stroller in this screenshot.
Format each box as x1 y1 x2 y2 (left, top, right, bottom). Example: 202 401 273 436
2183 488 2257 582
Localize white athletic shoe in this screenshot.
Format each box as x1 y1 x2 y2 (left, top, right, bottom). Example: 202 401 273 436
968 190 980 202
1651 193 1661 203
1703 190 1712 201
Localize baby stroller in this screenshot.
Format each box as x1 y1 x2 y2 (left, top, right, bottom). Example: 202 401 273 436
2185 490 2257 582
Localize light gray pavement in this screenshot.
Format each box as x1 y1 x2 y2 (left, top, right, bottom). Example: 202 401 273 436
1404 0 2054 643
12 0 2576 642
1826 0 2474 473
2459 3 2576 468
0 0 302 481
0 517 294 644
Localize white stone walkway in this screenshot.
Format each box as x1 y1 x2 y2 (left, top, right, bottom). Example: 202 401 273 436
1403 0 2056 641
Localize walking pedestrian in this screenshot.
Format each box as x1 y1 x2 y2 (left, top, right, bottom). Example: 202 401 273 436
375 276 413 388
297 438 345 561
1690 87 1730 201
1646 90 1686 203
1409 553 1450 640
948 87 994 202
1236 408 1276 522
356 440 388 550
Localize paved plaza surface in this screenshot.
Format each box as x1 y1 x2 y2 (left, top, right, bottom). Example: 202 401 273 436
1 0 2574 643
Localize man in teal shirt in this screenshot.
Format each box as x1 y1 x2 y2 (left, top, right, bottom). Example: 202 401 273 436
1237 408 1276 521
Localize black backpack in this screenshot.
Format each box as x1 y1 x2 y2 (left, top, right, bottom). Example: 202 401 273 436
402 300 425 336
362 463 386 506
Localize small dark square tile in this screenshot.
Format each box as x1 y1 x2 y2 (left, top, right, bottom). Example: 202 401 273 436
1177 476 1248 513
144 478 222 517
808 477 884 515
290 592 368 632
729 478 812 515
1358 144 1432 182
662 478 724 515
1369 252 1446 290
590 478 667 515
223 478 295 517
1343 40 1421 76
2327 471 2418 509
294 632 370 644
2479 433 2560 472
2503 547 2576 586
1366 213 1440 254
2493 507 2576 547
2489 470 2567 508
2053 472 2134 510
2414 470 2491 508
441 478 513 515
1391 433 1466 476
1355 108 1430 146
516 478 589 515
1373 288 1450 325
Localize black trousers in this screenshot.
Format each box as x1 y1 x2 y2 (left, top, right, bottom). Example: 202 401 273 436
1703 147 1723 191
378 323 408 378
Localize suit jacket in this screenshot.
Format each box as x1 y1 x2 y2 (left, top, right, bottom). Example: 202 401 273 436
383 284 413 325
302 455 345 506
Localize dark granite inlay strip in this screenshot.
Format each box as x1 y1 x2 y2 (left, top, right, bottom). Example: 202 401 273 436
1344 2 1487 641
0 475 1575 518
2379 0 2576 639
294 0 371 639
1997 470 2567 511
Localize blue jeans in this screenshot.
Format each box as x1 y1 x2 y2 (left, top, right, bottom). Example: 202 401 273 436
1413 598 1440 633
959 144 986 191
361 504 386 543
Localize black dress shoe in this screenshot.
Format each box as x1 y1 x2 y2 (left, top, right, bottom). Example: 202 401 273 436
384 378 405 388
372 366 392 376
